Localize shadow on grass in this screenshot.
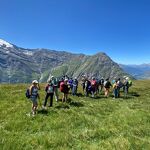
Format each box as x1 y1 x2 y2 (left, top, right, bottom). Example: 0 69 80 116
76 92 84 97
67 98 84 107
55 104 70 109
37 109 48 115
130 92 140 97
69 101 84 107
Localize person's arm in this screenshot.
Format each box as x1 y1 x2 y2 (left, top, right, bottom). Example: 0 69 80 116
29 85 33 95
45 85 48 92
37 83 40 90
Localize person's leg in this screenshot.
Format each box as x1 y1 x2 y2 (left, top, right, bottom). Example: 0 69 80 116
54 88 58 102
62 93 65 102
43 93 49 107
32 99 38 115
118 88 120 98
49 93 54 107
105 88 107 97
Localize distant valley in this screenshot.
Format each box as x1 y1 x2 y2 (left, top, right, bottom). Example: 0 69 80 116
120 64 150 79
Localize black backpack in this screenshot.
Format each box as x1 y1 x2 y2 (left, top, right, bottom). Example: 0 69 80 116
25 88 31 99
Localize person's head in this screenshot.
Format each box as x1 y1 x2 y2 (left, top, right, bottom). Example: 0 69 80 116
64 79 68 84
32 80 38 86
51 76 54 80
118 78 120 81
74 77 77 80
92 77 95 80
47 79 52 84
126 77 129 80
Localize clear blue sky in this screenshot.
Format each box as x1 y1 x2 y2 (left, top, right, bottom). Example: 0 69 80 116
0 0 150 64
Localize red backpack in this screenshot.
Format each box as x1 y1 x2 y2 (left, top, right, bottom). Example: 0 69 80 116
60 82 65 92
91 80 97 87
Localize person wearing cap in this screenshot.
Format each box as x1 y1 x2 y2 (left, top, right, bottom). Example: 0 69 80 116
51 76 59 102
29 80 40 116
43 79 54 108
123 77 129 97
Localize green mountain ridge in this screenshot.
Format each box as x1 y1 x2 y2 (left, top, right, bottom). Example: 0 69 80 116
0 39 131 83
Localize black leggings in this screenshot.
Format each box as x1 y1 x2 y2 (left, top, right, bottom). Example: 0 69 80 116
43 93 54 107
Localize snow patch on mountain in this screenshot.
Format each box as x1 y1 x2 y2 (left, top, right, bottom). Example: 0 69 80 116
0 39 13 48
23 51 33 56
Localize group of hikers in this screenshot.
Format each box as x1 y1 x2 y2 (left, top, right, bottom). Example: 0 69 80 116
26 75 132 116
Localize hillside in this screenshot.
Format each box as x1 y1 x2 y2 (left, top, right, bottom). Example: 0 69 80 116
0 80 150 149
120 64 150 79
0 39 131 83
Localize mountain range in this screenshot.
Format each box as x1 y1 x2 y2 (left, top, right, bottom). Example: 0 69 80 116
0 39 132 83
120 64 150 79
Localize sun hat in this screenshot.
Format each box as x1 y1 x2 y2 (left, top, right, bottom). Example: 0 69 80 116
32 80 38 84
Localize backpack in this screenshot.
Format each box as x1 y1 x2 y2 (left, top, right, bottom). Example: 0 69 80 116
25 88 31 99
128 80 132 87
91 80 96 87
104 81 110 88
118 81 123 88
60 82 65 92
47 85 54 93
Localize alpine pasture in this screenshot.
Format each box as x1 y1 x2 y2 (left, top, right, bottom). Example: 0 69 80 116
0 80 150 150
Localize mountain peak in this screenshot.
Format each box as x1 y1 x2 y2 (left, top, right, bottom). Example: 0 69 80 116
0 39 13 48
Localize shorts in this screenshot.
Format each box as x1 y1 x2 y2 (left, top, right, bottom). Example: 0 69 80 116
30 96 38 105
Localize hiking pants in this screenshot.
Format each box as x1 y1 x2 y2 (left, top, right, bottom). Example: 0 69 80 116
54 87 59 102
44 93 54 107
114 89 118 98
72 86 77 95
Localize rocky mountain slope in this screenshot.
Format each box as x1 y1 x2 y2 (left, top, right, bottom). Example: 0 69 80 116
0 39 131 83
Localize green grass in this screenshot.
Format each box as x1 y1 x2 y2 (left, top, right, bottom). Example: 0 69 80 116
0 80 150 150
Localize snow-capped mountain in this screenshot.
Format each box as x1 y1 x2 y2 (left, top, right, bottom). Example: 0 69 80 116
0 39 13 48
0 39 131 83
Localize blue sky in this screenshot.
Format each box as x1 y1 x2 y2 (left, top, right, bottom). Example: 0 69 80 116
0 0 150 64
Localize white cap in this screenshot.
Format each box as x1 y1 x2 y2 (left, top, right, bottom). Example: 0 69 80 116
32 80 38 84
126 77 129 80
64 78 68 81
51 76 54 79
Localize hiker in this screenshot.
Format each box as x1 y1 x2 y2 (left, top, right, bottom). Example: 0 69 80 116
91 77 97 97
68 78 73 93
43 79 54 108
51 76 59 102
29 80 40 116
95 78 100 94
117 78 123 97
81 75 86 93
60 79 69 102
99 77 104 92
104 78 112 97
123 77 129 97
113 80 119 98
72 77 78 96
85 79 91 97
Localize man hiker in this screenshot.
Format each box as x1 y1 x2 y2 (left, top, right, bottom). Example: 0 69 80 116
51 76 59 102
43 79 54 108
104 78 112 98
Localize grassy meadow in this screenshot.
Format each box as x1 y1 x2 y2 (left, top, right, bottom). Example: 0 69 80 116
0 80 150 150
